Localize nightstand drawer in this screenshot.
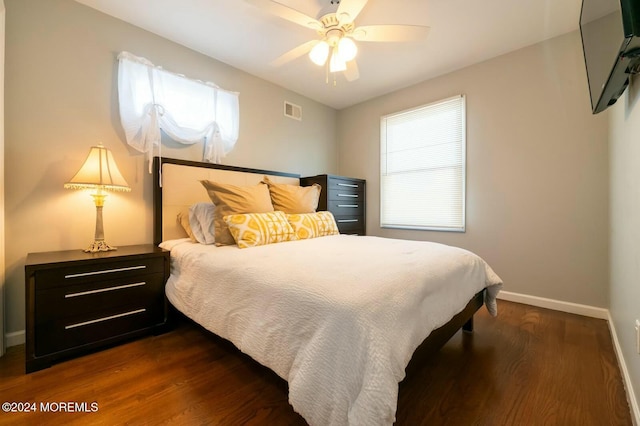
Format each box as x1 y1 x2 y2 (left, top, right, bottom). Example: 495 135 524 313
328 200 364 217
35 272 165 324
35 256 165 290
35 302 163 356
25 244 169 372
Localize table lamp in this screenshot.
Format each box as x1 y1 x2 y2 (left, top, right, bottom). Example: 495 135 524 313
64 143 131 252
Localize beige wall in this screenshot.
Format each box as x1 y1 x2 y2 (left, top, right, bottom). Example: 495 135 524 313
337 31 610 307
3 0 337 336
0 0 5 355
609 77 640 415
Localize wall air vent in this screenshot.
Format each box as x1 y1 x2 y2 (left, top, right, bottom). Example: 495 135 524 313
284 101 302 121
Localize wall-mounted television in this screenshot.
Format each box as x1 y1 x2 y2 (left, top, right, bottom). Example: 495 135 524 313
580 0 640 114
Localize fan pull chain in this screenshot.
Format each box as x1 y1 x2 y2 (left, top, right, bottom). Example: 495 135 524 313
323 44 338 87
325 58 329 84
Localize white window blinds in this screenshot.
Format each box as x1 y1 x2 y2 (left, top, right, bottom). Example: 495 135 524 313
380 95 466 231
117 52 239 170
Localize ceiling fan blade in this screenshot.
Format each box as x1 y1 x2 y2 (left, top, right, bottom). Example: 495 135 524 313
344 60 360 82
270 39 318 67
352 25 430 42
245 0 321 30
336 0 368 24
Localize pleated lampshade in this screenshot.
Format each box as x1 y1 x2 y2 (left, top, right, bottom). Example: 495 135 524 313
64 144 131 192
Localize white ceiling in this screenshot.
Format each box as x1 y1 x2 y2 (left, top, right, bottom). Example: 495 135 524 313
75 0 583 109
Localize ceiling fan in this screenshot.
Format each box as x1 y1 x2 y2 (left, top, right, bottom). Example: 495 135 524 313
246 0 430 82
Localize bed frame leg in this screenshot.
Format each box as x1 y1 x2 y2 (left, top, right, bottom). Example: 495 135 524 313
462 316 474 333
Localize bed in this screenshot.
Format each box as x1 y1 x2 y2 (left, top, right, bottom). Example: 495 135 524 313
152 157 503 426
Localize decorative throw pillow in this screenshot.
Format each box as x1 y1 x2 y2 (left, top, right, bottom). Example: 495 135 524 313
200 180 274 246
262 176 321 213
189 202 216 244
177 208 197 242
177 203 216 244
224 211 297 249
286 211 340 240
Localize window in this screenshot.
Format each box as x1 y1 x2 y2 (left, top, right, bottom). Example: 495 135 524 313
380 95 466 232
117 52 239 169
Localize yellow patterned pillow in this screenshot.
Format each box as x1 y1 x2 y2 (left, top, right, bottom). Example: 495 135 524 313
200 180 274 246
224 211 297 249
286 211 340 240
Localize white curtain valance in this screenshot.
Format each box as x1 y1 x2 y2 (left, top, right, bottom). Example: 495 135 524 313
117 51 239 169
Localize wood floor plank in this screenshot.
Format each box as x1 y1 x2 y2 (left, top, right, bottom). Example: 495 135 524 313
0 300 632 425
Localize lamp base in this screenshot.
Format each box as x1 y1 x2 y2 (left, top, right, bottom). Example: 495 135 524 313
84 240 117 253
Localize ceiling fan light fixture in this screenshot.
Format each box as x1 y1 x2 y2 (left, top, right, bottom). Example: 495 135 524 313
337 36 357 62
309 40 330 66
329 47 347 73
252 0 430 84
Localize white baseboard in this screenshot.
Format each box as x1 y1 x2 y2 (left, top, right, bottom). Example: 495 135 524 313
497 290 609 319
5 330 24 347
607 312 640 426
497 290 638 425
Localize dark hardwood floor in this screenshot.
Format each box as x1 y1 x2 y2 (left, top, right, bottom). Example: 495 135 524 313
0 300 632 425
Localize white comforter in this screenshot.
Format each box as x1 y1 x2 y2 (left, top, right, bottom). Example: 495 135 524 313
161 235 502 426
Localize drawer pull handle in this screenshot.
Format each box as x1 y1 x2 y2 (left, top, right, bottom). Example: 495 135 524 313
65 265 146 279
337 193 358 198
337 204 358 208
65 282 146 298
65 308 146 330
337 183 358 188
337 219 359 223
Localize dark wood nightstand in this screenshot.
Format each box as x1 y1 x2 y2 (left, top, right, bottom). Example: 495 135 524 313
24 244 169 373
301 174 366 235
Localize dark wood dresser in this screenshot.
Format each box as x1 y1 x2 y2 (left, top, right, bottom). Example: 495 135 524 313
24 244 169 373
301 174 366 235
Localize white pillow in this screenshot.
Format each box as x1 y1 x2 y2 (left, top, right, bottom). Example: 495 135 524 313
189 202 216 244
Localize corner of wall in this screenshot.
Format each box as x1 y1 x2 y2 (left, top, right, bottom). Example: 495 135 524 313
1 0 6 356
608 312 640 425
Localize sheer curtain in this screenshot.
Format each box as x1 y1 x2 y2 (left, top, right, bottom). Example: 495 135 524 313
117 52 239 170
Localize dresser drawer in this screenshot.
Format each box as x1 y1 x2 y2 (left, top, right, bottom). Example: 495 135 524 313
334 216 365 234
35 272 165 324
327 188 364 202
35 302 164 356
328 200 364 217
34 256 165 290
328 177 365 193
301 175 366 236
327 177 364 202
